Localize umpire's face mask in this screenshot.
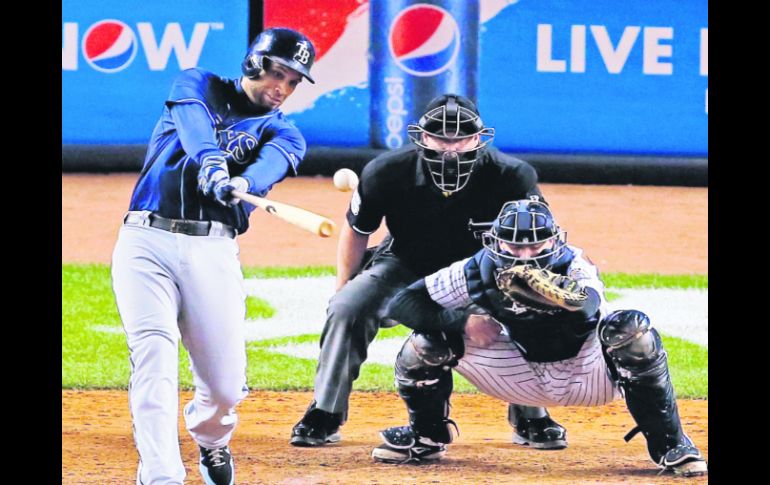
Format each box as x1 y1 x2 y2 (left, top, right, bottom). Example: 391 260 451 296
417 133 481 196
407 100 495 196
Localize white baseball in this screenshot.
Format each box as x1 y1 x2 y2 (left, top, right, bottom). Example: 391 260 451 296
333 168 359 192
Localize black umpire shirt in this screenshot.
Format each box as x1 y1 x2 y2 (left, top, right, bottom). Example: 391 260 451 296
347 145 543 277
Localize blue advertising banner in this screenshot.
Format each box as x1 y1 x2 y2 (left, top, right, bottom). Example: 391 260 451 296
267 0 707 156
479 1 707 155
62 1 707 156
62 0 249 144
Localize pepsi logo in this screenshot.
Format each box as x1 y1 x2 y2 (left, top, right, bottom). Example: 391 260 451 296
82 20 137 73
388 4 460 77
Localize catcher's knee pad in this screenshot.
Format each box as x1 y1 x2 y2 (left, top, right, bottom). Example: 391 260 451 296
598 310 662 370
395 332 457 388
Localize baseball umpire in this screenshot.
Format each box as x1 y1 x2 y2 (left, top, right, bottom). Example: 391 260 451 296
291 94 566 450
370 199 708 477
111 28 316 485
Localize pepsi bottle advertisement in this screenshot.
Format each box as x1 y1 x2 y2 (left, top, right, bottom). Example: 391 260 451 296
62 0 707 157
266 0 707 156
62 0 249 144
368 1 479 149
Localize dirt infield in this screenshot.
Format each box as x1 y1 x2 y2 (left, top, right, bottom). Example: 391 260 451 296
63 391 707 484
61 174 708 483
62 174 707 274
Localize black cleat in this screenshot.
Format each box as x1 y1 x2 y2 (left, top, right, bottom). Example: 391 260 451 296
290 403 343 447
199 446 234 485
658 443 708 477
372 425 447 464
511 414 567 450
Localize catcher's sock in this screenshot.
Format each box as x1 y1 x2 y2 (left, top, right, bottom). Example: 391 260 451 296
510 404 547 419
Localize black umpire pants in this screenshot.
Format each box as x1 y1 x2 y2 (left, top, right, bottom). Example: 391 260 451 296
312 243 418 417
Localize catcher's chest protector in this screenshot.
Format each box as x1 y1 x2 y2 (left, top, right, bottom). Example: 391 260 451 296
466 253 597 362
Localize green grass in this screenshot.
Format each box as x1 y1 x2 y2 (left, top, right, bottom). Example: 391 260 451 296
62 264 708 398
62 264 128 388
242 266 336 279
662 335 708 398
247 330 706 398
61 265 276 388
600 273 707 289
246 296 275 319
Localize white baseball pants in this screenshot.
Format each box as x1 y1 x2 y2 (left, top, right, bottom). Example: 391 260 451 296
112 223 248 484
455 330 622 408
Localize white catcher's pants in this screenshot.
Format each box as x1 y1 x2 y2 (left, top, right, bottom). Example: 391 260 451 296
112 223 249 484
456 330 623 408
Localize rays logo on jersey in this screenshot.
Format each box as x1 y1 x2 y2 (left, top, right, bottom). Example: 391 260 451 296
388 4 461 77
82 20 138 73
219 130 259 164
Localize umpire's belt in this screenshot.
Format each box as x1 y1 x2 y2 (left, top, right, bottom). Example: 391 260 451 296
123 211 237 239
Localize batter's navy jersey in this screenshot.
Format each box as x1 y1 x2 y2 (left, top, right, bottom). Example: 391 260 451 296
128 68 306 235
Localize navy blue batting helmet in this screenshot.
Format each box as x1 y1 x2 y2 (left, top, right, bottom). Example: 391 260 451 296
482 198 566 269
242 28 316 83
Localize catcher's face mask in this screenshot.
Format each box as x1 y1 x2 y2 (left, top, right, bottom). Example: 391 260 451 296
408 95 494 195
483 199 566 269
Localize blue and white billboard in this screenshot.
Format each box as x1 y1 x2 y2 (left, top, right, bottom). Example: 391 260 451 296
62 0 707 156
479 0 708 155
62 0 249 144
267 0 707 156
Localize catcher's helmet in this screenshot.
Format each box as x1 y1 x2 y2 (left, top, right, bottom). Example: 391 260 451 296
407 94 495 194
482 199 566 269
242 27 316 83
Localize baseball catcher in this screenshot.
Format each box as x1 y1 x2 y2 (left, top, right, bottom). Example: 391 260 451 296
370 198 707 477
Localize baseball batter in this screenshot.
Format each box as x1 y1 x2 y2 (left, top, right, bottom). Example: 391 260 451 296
291 94 565 450
111 28 316 485
371 199 708 477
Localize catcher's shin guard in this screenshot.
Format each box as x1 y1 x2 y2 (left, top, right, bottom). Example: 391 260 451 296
394 332 460 444
599 311 706 475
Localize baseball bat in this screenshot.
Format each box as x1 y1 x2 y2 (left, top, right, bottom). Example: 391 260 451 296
231 190 336 238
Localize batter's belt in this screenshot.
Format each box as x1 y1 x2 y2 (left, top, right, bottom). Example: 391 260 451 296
123 211 237 239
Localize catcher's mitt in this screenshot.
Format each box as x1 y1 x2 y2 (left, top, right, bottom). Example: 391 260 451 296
494 265 587 311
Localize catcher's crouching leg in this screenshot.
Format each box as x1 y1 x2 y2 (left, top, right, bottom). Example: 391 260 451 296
599 310 707 477
372 332 461 464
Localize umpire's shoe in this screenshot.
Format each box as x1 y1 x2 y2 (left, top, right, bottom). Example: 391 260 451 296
372 425 448 464
290 402 343 447
199 446 234 485
509 408 567 450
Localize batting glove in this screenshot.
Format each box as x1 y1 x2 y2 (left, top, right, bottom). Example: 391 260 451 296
197 155 230 197
214 176 249 207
